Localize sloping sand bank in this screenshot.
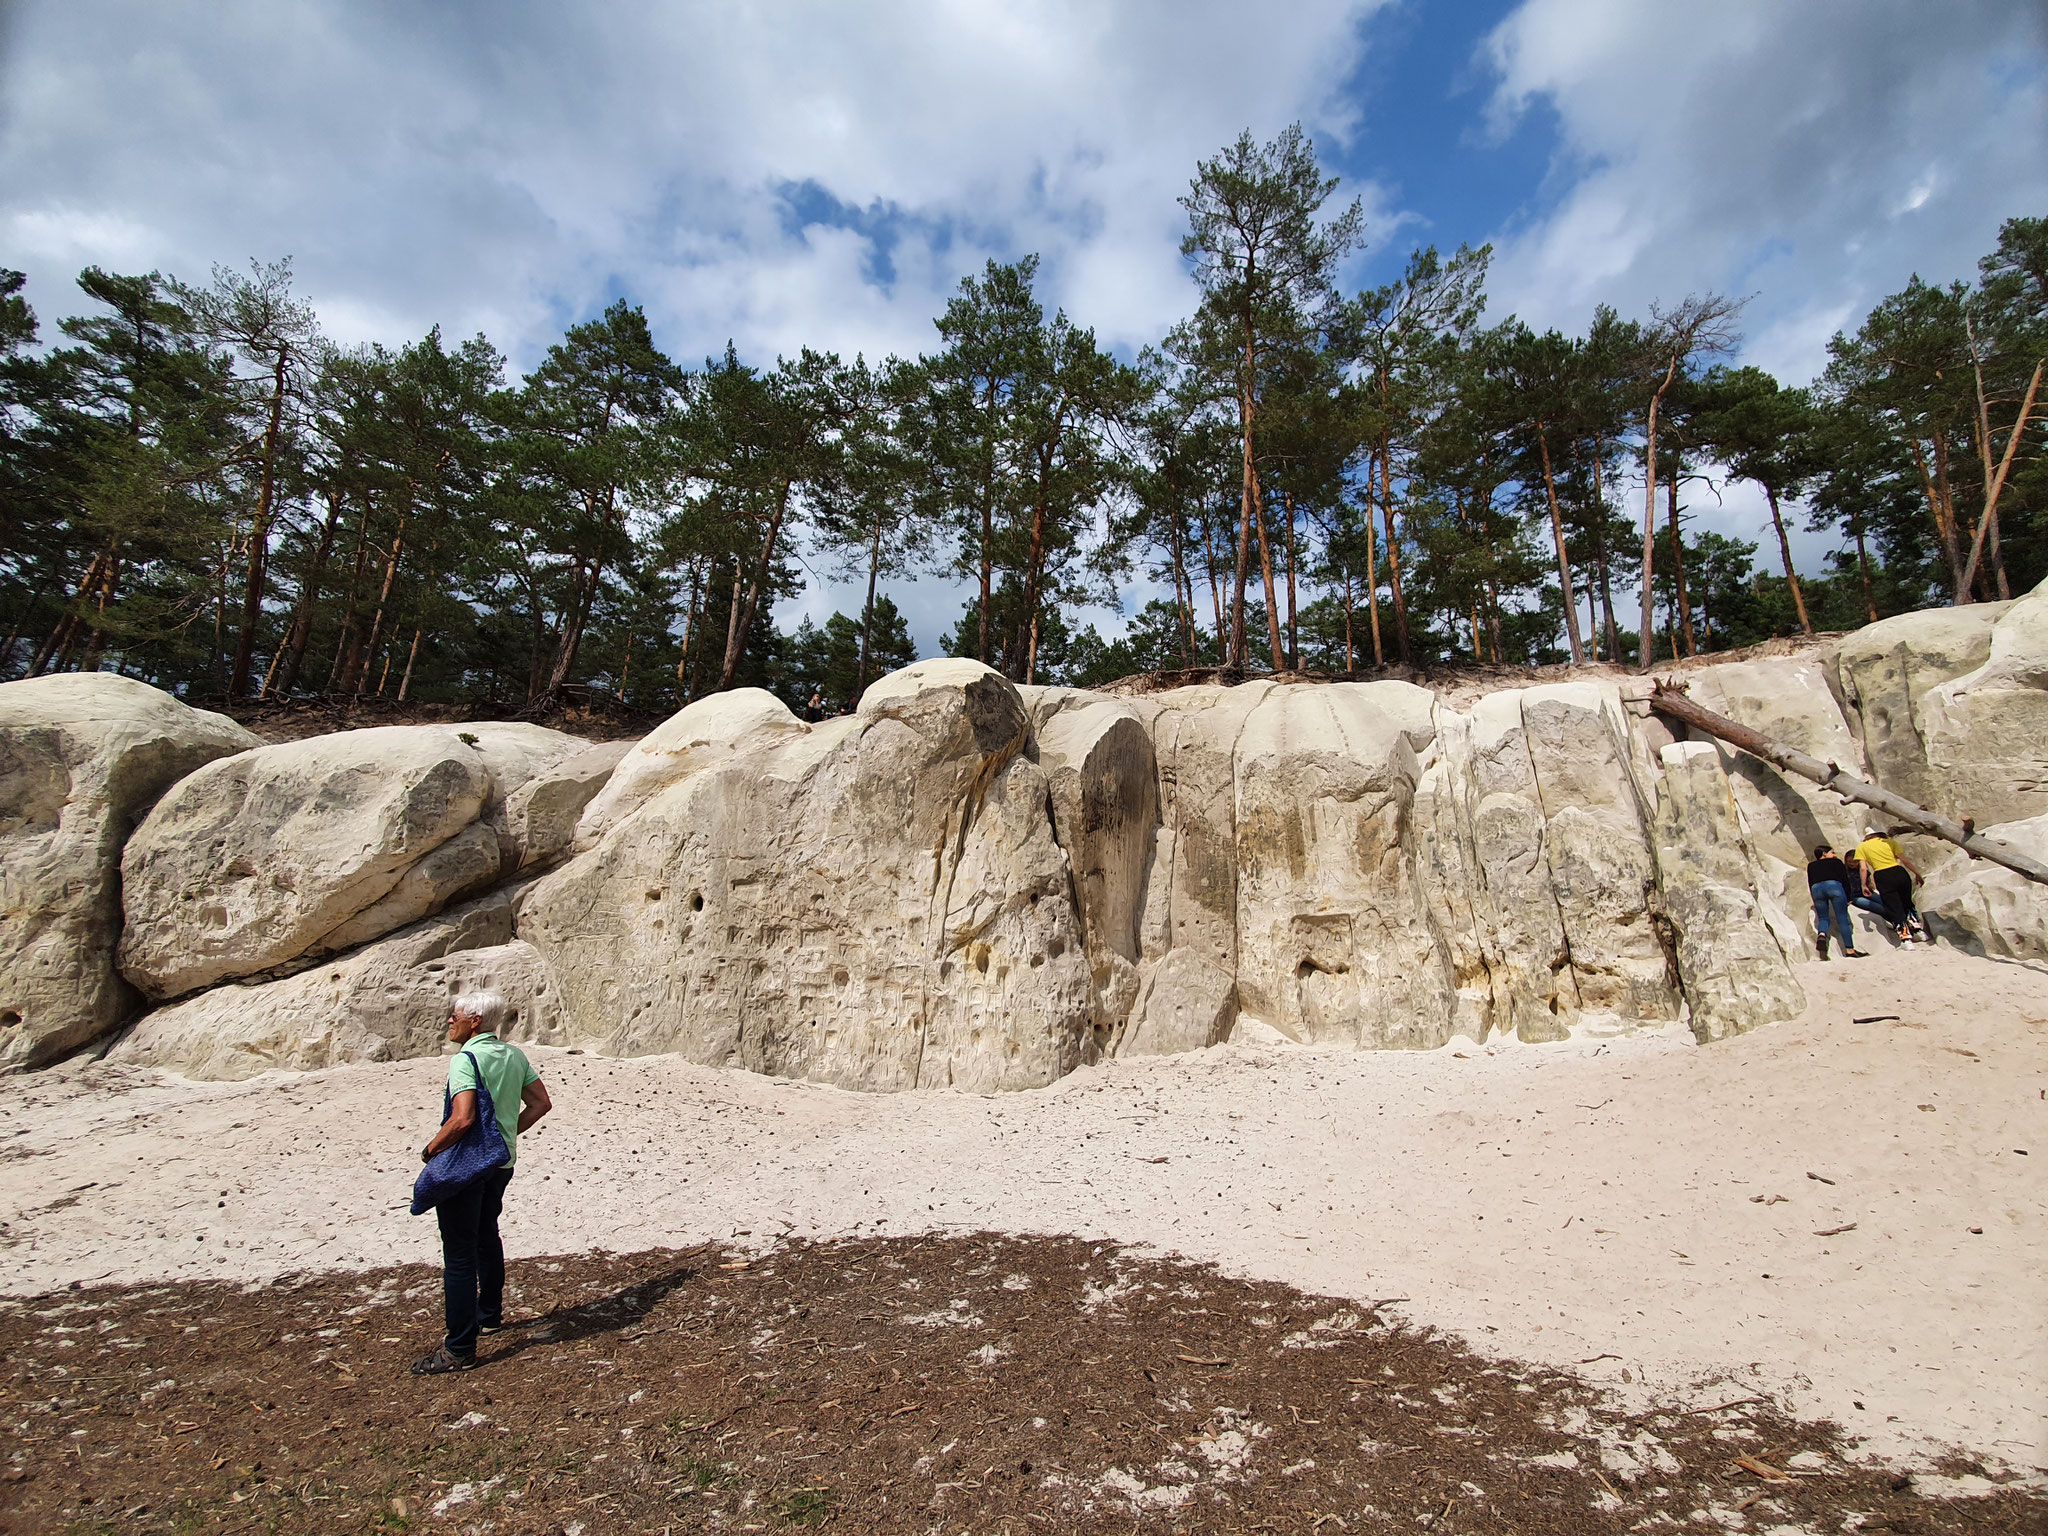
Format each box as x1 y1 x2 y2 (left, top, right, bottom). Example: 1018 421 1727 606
2 945 2041 1472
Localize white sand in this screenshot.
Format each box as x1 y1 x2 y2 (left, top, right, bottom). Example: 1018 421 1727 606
2 944 2041 1472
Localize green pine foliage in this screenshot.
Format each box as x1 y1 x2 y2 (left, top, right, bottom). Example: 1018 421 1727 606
2 159 2040 703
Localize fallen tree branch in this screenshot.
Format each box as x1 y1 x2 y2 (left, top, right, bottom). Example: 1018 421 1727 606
1647 683 2048 888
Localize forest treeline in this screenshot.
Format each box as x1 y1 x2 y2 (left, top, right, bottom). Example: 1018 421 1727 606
2 128 2043 715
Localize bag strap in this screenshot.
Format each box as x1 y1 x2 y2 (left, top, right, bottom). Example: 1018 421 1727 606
458 1048 497 1117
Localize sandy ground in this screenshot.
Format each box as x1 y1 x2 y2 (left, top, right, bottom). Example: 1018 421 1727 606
2 944 2042 1476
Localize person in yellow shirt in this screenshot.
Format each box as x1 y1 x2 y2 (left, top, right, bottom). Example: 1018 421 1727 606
1853 830 1928 944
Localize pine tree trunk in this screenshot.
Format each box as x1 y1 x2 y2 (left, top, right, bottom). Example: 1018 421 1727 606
1231 366 1256 668
1764 484 1812 634
720 486 793 690
1639 366 1675 671
1282 490 1298 669
1363 484 1384 666
1251 473 1284 672
1378 435 1410 666
1343 567 1354 673
1537 428 1585 662
353 513 407 697
858 510 883 695
1666 470 1697 655
270 486 346 697
396 627 422 700
230 347 292 698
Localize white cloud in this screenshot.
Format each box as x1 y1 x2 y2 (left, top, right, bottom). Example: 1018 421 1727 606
1478 0 2048 384
0 0 1393 373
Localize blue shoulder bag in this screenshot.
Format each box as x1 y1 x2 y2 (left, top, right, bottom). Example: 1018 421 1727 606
411 1048 512 1216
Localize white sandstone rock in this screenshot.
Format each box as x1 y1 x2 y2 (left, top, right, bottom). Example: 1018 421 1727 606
109 886 561 1079
118 725 495 999
1919 578 2048 828
1035 698 1157 1038
1444 689 1579 1042
1519 682 1680 1026
1231 682 1456 1049
499 739 632 870
572 688 807 849
0 674 258 1070
1649 743 1805 1043
520 660 1096 1091
1919 815 2048 961
1832 601 2008 815
1123 682 1278 1043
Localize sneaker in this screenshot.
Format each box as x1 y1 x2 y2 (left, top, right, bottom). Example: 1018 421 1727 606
410 1347 478 1376
1816 935 1830 960
478 1319 506 1334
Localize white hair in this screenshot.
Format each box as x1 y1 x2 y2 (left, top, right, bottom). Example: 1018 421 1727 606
452 989 508 1030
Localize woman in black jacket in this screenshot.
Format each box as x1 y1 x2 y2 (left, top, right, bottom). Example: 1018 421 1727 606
1806 845 1867 959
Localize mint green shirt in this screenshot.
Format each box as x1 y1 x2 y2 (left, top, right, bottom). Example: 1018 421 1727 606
447 1033 541 1167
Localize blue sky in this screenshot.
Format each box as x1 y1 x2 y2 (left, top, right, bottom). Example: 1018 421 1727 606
3 0 2042 654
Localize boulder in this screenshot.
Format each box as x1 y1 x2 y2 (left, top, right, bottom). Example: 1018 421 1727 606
1230 682 1456 1049
499 739 632 871
1122 682 1277 1042
1443 689 1579 1042
519 660 1097 1091
108 885 561 1080
571 689 807 849
1117 947 1234 1057
1832 602 2008 814
1919 815 2048 962
1919 578 2048 828
0 675 258 1070
1649 742 1805 1043
118 726 495 999
1519 682 1679 1026
1035 698 1157 1037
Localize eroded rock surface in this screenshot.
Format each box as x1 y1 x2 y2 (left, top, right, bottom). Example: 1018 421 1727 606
522 662 1096 1092
0 675 258 1069
26 578 2048 1088
118 726 496 999
109 885 560 1079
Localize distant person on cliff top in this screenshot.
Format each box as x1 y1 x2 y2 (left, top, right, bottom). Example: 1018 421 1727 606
1806 844 1867 960
1854 829 1931 946
411 991 552 1375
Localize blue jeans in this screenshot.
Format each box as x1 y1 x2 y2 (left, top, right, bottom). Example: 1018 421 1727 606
1810 880 1852 945
437 1164 514 1357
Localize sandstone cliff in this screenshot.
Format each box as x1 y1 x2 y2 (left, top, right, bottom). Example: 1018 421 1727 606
5 581 2043 1088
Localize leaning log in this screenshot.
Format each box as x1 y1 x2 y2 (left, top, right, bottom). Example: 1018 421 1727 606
1647 681 2048 888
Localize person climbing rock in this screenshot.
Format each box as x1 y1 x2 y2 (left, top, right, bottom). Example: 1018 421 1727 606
1806 844 1866 959
411 991 552 1375
1854 829 1930 946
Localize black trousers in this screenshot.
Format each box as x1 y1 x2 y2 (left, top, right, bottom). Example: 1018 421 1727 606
1873 865 1916 930
436 1165 514 1357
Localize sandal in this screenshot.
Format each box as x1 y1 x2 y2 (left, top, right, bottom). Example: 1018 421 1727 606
410 1347 478 1376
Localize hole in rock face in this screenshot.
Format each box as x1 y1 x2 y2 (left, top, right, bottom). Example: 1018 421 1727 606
833 968 850 986
0 1010 20 1028
689 892 705 912
645 889 664 904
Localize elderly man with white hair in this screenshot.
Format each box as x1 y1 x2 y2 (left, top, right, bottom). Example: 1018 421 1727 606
411 989 552 1375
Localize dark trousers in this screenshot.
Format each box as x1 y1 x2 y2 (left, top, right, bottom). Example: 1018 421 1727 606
436 1165 514 1357
1873 865 1916 930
